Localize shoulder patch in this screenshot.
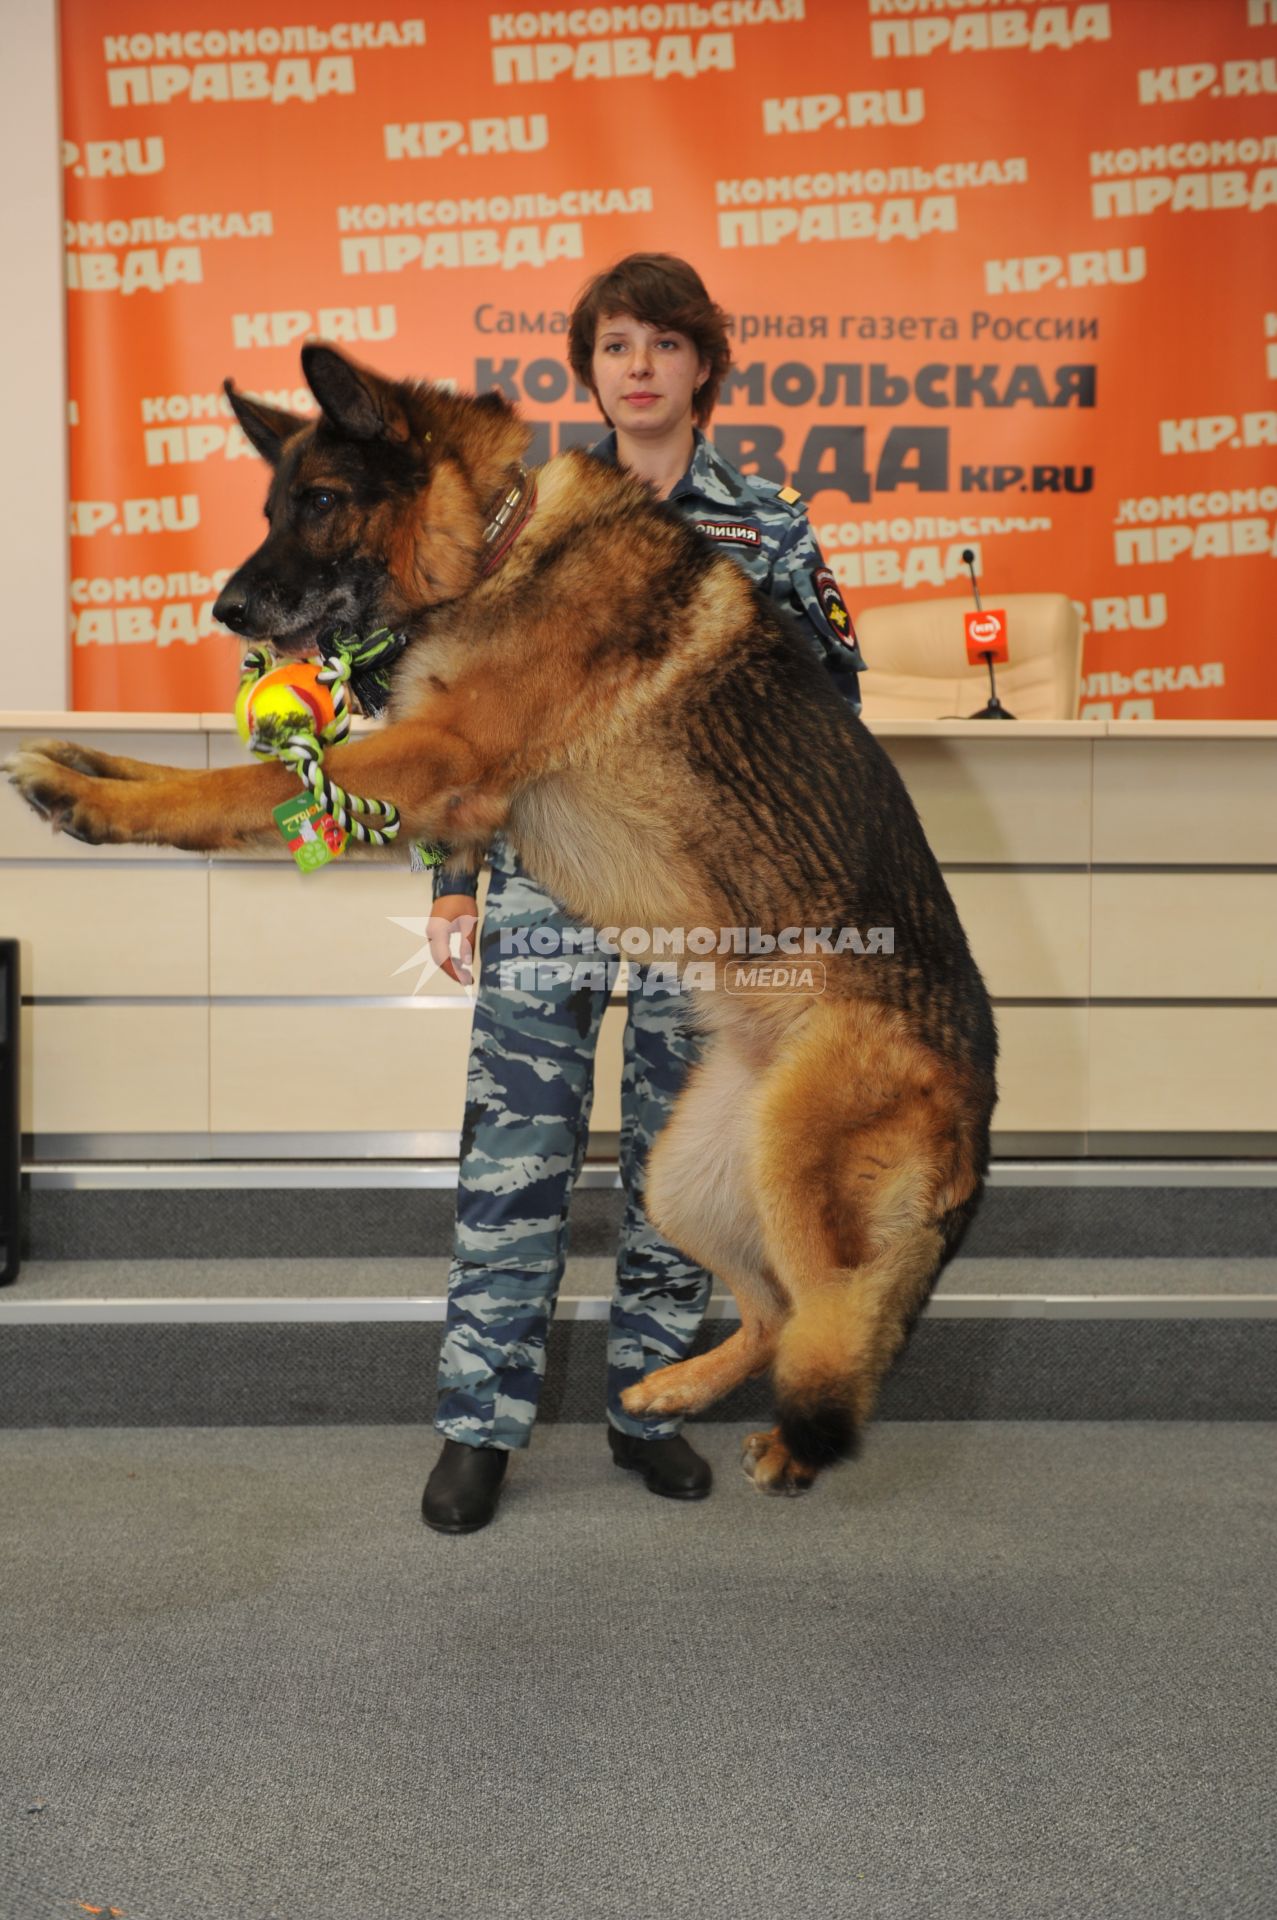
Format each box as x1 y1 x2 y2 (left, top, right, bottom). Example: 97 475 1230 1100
813 567 856 644
777 485 803 505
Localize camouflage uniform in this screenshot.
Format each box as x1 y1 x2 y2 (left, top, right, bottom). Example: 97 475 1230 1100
434 430 864 1451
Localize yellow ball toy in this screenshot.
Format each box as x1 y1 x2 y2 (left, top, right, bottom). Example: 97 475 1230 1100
235 661 338 748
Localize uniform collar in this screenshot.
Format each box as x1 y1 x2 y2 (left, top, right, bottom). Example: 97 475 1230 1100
670 429 719 502
588 427 714 501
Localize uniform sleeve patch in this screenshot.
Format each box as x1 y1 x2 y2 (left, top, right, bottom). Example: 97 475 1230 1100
698 521 763 547
813 567 856 643
777 485 802 505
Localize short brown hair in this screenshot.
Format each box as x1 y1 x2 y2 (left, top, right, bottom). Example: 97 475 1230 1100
567 253 732 427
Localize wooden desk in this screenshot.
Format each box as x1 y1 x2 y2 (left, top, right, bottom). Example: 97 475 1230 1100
3 716 1274 1159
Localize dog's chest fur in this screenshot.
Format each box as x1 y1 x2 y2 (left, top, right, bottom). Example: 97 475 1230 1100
507 771 693 939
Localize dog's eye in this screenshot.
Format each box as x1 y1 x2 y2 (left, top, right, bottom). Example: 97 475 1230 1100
307 490 338 516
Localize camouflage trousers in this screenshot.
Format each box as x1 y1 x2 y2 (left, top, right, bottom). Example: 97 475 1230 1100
435 837 713 1450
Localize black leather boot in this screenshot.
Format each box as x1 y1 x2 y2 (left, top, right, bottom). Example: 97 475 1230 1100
608 1426 713 1500
422 1439 509 1534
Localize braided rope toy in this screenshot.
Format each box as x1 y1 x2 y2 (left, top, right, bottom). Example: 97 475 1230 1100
236 632 402 847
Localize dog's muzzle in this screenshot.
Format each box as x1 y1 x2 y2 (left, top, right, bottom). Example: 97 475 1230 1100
212 588 254 635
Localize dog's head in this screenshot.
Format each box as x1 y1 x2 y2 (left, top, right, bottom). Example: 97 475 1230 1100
213 344 531 652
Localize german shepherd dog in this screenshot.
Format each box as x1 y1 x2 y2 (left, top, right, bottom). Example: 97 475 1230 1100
8 345 997 1494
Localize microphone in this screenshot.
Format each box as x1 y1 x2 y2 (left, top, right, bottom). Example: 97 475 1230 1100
961 548 1015 721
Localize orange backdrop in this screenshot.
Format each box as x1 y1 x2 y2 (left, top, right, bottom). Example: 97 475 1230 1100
61 0 1277 716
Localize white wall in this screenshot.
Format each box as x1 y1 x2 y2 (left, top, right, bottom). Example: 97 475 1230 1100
1 0 68 712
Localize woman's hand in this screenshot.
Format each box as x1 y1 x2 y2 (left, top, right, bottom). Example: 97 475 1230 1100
428 893 479 986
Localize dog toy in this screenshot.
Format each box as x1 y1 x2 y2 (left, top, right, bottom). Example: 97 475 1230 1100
235 638 401 866
235 660 342 752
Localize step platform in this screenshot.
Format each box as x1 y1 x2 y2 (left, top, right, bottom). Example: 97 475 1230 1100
3 1172 1274 1426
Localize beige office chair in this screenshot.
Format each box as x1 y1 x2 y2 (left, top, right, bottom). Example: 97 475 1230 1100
854 592 1083 720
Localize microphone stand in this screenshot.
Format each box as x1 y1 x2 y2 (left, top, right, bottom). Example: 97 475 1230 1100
963 548 1015 720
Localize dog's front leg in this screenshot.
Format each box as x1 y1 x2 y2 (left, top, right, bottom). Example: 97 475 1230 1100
8 744 322 850
6 721 487 853
12 738 211 785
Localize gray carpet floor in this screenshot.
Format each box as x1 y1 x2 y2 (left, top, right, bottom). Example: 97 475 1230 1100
2 1422 1273 1920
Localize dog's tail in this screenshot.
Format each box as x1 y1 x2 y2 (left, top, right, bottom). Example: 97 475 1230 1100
770 1218 958 1470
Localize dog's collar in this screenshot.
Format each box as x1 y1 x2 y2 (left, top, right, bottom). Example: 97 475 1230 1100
314 470 534 715
480 464 537 577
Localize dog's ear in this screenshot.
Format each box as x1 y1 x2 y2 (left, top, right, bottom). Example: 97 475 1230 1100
301 342 412 445
223 382 308 467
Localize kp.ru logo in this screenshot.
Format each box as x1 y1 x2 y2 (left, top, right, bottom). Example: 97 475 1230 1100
964 608 1008 664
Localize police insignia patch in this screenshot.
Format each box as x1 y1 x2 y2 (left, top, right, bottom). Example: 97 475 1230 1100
698 521 762 548
813 567 856 643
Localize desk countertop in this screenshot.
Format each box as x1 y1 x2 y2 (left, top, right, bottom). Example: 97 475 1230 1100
3 714 1276 739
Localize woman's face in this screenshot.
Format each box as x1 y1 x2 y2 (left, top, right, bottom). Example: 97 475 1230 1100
590 311 709 439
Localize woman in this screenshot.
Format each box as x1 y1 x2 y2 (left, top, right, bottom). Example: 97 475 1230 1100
422 254 863 1533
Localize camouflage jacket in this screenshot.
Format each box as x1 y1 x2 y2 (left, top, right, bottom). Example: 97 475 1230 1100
432 429 863 899
615 428 864 689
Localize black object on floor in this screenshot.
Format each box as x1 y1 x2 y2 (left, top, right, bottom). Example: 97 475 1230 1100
0 939 20 1287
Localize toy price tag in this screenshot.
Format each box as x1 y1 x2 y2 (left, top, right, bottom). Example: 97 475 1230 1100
273 793 347 872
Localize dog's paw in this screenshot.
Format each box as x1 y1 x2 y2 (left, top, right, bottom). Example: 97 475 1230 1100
6 748 61 817
620 1364 694 1418
15 738 124 780
741 1427 817 1496
6 748 116 843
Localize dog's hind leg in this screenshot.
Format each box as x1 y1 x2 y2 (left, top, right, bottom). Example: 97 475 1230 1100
619 1036 785 1420
745 1000 988 1494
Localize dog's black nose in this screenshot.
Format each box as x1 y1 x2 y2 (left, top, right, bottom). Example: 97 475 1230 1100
213 591 251 634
